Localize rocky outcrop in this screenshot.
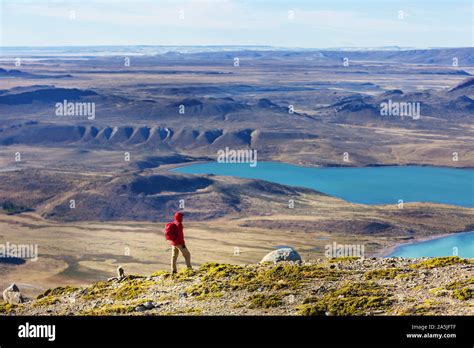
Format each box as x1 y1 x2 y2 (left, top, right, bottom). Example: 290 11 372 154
260 248 302 263
2 283 24 304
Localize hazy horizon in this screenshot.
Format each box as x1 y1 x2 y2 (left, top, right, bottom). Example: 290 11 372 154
1 44 472 49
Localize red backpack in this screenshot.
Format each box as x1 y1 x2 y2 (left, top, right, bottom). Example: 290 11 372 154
165 222 177 242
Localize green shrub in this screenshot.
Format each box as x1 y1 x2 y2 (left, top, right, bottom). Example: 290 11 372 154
297 282 392 316
411 257 468 269
248 294 283 309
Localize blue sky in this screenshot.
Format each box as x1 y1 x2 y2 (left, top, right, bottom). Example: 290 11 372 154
0 0 472 47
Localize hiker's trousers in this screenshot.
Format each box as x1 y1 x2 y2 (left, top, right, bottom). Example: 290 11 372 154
171 244 192 272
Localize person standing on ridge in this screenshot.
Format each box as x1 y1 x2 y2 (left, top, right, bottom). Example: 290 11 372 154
165 212 192 274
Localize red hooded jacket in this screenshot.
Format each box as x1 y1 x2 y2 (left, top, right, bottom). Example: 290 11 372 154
168 212 185 246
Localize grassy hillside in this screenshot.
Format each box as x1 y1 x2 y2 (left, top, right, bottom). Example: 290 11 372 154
2 257 472 316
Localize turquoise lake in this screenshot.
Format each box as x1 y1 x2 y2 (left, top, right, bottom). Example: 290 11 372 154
173 162 474 258
172 162 474 207
389 231 474 258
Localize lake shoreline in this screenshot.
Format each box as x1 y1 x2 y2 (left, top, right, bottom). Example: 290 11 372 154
167 160 474 171
171 161 474 207
376 230 474 258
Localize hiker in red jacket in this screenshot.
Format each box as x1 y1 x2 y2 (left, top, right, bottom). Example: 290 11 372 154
165 212 192 273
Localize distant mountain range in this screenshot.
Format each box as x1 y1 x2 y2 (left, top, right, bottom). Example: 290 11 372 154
1 46 473 65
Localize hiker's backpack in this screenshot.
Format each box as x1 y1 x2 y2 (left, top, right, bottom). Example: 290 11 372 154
165 222 177 241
